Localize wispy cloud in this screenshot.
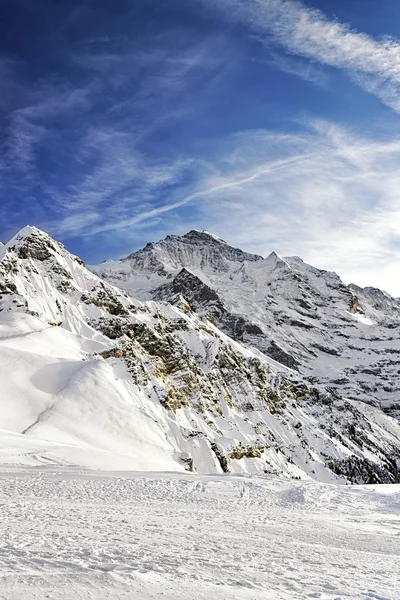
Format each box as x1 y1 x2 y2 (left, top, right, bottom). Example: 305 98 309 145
4 84 93 176
200 0 400 112
47 39 227 236
186 121 400 294
52 125 195 237
58 133 317 237
253 51 329 88
0 34 227 236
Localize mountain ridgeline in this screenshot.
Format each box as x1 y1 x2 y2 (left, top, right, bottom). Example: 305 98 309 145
93 230 400 418
0 226 399 483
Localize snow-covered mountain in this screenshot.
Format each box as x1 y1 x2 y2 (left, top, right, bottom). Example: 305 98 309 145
93 230 400 419
1 226 400 483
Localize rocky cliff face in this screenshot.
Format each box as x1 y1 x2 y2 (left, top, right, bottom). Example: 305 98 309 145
93 230 400 419
1 227 400 482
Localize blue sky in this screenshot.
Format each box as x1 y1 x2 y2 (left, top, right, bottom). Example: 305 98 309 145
1 0 400 294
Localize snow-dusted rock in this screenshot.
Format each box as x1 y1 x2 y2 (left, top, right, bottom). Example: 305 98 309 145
92 230 400 418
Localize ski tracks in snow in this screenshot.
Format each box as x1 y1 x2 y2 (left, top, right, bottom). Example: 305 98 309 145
0 470 399 599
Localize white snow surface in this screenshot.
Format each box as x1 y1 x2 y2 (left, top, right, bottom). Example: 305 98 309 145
0 468 399 599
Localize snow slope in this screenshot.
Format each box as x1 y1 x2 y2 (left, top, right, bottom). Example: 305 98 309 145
0 468 399 600
92 230 400 417
1 226 400 482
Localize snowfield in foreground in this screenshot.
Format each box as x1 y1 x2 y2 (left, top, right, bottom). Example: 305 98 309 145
0 469 399 600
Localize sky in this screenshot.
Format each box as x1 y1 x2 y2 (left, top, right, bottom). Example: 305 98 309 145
1 0 400 295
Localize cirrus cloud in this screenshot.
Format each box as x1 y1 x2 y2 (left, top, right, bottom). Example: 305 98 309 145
198 0 400 112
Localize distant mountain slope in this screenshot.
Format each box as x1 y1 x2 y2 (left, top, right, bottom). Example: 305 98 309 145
1 226 400 482
92 230 400 418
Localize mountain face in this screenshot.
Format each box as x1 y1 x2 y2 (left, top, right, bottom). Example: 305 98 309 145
1 227 400 483
92 230 400 419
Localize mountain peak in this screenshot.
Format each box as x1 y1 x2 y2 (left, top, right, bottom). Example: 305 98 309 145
163 230 264 262
3 225 63 263
265 251 291 269
124 230 264 268
5 225 56 252
2 226 87 271
9 225 47 242
17 224 42 236
183 230 228 244
91 230 400 419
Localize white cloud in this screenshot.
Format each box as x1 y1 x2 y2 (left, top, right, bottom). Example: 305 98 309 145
189 121 400 295
200 0 400 112
0 35 226 232
254 52 329 88
2 78 95 176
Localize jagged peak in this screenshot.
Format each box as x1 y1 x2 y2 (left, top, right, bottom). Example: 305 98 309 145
161 266 208 288
184 229 228 244
265 251 292 269
7 225 48 244
285 255 304 265
158 229 228 247
1 225 88 270
3 226 63 255
125 230 264 265
16 224 42 236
